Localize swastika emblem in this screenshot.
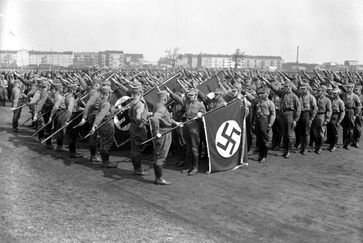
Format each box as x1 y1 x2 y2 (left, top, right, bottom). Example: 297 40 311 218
215 120 241 158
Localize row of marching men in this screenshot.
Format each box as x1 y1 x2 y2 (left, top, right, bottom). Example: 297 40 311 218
10 72 248 185
9 71 363 184
246 78 363 163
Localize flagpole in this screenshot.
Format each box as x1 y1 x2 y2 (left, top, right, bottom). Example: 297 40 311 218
41 112 83 144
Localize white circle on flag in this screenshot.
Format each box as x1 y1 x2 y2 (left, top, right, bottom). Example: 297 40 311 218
215 120 241 158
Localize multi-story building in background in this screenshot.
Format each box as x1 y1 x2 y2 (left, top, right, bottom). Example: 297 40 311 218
98 50 124 68
28 51 74 67
73 52 98 67
0 50 17 68
0 49 144 68
177 53 283 70
244 55 283 70
124 54 144 66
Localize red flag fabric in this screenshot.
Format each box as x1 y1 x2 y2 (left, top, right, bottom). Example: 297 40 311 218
202 99 247 173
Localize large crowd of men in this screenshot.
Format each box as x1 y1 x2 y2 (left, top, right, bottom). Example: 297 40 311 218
0 67 362 185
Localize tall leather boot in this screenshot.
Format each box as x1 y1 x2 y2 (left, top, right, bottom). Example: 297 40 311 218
188 155 199 176
315 137 322 153
154 165 171 185
284 139 291 158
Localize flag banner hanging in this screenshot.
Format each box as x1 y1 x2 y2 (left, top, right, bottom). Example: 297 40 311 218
197 71 224 95
143 72 182 108
202 99 246 173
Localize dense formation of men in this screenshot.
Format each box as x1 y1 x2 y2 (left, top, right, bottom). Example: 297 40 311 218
1 67 362 185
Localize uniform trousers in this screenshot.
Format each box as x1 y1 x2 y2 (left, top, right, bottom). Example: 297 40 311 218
255 115 269 159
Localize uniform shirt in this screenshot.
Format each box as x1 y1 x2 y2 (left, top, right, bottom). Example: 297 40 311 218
316 95 332 123
171 102 185 121
29 89 41 112
272 88 301 121
64 93 76 113
82 88 101 119
34 89 53 114
253 98 276 117
151 103 176 134
26 85 38 100
331 97 345 123
93 99 111 128
50 92 65 118
11 86 22 108
341 92 362 116
198 90 226 111
272 95 281 110
170 92 206 120
299 93 318 119
0 79 8 88
53 93 65 109
128 98 150 127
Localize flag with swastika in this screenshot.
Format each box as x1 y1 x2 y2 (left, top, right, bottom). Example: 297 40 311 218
202 99 247 173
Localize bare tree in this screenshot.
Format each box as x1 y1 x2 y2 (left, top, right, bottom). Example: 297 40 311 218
165 47 181 70
232 48 245 70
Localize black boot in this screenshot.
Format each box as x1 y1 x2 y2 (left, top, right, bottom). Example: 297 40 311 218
188 156 199 176
154 165 171 185
283 139 291 158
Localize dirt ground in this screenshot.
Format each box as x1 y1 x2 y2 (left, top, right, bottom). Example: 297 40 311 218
0 104 362 242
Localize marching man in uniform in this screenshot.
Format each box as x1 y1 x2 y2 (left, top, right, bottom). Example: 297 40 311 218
128 84 152 176
251 87 276 163
352 84 363 148
11 80 26 133
150 90 182 185
89 86 118 168
166 87 206 176
311 85 332 154
341 82 361 149
78 78 101 162
327 87 345 152
297 83 317 155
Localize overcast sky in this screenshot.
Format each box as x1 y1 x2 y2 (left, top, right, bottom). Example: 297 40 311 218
1 0 363 63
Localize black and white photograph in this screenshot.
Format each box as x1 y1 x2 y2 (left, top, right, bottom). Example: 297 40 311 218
0 0 362 242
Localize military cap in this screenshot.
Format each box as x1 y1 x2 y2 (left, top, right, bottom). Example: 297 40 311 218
98 86 112 95
332 87 341 93
327 84 333 90
53 83 62 90
67 84 78 90
300 82 309 88
354 84 362 90
257 87 269 94
14 79 22 85
283 82 293 87
345 82 354 87
157 90 168 99
37 80 48 88
92 77 102 86
187 88 198 95
131 84 143 94
102 80 111 87
132 79 142 87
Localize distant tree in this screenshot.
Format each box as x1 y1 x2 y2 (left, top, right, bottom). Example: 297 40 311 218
232 48 245 70
165 47 181 70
